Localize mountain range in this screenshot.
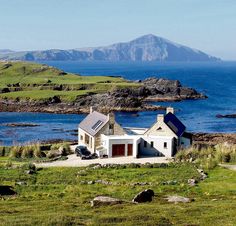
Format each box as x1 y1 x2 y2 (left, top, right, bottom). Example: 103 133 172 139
0 34 220 62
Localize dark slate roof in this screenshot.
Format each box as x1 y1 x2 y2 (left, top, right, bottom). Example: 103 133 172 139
164 112 186 137
79 111 109 136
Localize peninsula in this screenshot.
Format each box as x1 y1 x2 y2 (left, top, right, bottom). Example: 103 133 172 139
0 61 206 114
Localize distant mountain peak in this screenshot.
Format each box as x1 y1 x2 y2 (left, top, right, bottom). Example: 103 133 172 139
0 35 220 62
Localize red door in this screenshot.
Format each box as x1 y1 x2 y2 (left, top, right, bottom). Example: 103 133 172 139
112 144 125 157
128 144 133 156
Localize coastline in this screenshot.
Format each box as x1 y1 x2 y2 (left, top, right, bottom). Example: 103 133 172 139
0 100 167 114
0 62 207 114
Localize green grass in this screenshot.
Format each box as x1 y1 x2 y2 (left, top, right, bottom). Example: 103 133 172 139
0 61 125 85
0 161 236 225
0 61 140 102
0 89 98 102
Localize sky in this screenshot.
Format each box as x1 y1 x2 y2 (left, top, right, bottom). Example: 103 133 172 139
0 0 235 60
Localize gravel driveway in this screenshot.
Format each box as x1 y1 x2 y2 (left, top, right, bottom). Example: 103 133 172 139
36 154 170 168
219 164 236 171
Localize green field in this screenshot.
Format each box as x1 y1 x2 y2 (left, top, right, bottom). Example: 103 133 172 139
0 61 139 102
0 159 236 225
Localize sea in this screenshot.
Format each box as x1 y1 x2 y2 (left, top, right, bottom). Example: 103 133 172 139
0 61 236 146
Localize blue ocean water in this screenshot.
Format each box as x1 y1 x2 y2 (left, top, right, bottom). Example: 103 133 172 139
0 61 236 145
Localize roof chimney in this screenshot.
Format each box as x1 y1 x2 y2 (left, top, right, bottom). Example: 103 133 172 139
166 107 174 114
157 114 164 123
108 112 115 123
90 106 93 114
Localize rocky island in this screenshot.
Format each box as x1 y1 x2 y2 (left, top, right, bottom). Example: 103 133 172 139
0 61 206 114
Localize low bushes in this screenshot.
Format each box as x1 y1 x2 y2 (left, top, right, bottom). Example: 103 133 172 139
0 146 11 156
9 143 46 159
5 142 71 160
175 143 236 170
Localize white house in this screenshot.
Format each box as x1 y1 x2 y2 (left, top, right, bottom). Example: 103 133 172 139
78 107 192 158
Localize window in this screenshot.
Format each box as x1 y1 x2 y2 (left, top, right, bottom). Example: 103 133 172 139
80 135 83 141
157 127 162 131
151 141 154 148
92 120 103 131
164 142 167 149
85 134 90 145
144 141 147 147
109 124 114 130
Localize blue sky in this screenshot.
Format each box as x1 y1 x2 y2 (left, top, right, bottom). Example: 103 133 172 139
0 0 235 60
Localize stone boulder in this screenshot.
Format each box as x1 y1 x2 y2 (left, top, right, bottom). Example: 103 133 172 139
0 186 16 196
25 169 36 175
47 149 62 159
197 169 208 180
166 195 192 203
0 87 10 93
188 179 197 186
47 146 69 159
15 181 27 186
91 196 124 207
132 189 155 203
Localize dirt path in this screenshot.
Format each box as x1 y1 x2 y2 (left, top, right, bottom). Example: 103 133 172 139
219 164 236 171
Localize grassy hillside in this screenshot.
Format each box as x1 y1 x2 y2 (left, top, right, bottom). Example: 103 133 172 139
0 159 235 225
0 61 138 102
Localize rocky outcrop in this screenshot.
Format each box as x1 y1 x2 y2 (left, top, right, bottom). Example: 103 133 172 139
91 196 125 207
165 195 193 203
0 186 16 196
4 123 39 127
0 77 206 114
188 179 197 186
132 189 155 203
216 114 236 118
193 133 236 145
142 77 206 101
47 146 71 159
197 169 208 180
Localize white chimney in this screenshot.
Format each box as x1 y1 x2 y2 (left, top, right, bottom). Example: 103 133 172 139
108 112 115 124
157 114 164 122
166 107 174 114
90 106 93 114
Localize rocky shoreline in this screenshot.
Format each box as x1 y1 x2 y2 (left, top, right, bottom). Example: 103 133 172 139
9 132 236 147
0 77 206 114
216 114 236 119
193 133 236 145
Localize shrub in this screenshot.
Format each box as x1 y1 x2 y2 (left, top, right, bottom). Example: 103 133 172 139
21 146 34 158
126 163 140 168
5 160 12 168
21 162 36 172
140 162 153 168
50 143 61 150
175 143 236 169
0 146 5 156
31 143 45 158
222 152 231 163
199 158 218 170
61 143 72 155
230 150 236 163
10 146 22 158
